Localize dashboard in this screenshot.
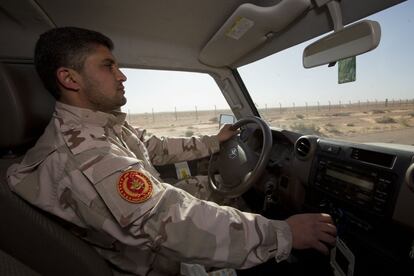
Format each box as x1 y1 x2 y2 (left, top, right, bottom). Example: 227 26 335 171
264 129 414 276
156 125 413 275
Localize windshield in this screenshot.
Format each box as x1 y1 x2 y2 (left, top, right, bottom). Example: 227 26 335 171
238 1 413 146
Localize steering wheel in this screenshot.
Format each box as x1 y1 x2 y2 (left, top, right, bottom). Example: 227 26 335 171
208 116 273 198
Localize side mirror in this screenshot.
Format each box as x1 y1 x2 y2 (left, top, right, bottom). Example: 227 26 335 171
219 114 236 128
303 20 381 68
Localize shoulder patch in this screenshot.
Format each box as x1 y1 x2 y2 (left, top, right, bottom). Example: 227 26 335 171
117 171 153 203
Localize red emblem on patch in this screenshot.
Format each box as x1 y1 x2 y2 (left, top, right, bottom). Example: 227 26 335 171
117 171 153 203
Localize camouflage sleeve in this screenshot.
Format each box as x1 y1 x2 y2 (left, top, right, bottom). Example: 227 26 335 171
145 135 220 166
132 182 293 269
79 148 292 269
133 126 220 166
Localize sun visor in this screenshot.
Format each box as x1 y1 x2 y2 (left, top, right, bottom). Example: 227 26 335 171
199 0 311 67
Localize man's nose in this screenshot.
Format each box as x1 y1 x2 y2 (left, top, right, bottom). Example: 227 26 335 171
117 68 127 82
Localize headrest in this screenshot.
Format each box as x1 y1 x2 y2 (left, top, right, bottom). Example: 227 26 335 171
0 62 55 154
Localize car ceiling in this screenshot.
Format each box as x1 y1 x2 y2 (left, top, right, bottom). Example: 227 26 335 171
0 0 405 72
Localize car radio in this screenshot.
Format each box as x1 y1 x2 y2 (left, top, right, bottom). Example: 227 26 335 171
312 158 397 217
303 141 414 276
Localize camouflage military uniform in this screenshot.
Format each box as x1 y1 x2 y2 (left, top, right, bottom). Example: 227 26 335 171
7 102 292 275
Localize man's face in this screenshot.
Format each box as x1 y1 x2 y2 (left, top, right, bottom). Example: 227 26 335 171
77 45 127 112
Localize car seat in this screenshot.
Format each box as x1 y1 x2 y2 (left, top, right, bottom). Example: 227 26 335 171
0 62 113 276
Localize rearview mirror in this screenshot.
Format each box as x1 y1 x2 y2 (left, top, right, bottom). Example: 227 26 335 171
303 20 381 68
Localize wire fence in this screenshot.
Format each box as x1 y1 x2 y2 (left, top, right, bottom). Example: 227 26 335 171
128 99 414 122
127 99 414 138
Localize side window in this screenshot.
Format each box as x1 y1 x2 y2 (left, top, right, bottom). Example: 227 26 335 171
121 69 233 137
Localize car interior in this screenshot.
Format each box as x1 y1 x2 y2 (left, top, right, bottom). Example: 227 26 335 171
1 0 413 275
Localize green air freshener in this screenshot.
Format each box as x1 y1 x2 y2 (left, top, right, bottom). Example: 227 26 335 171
338 57 356 84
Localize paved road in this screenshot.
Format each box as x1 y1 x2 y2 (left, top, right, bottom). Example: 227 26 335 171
344 127 414 146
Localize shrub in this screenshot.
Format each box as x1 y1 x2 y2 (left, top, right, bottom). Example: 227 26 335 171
331 112 351 117
209 117 218 123
375 116 396 124
290 123 321 135
185 130 194 137
296 114 305 119
371 109 385 114
346 123 355 127
399 118 410 127
327 128 341 135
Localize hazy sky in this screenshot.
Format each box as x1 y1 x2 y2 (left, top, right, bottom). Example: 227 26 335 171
122 1 413 113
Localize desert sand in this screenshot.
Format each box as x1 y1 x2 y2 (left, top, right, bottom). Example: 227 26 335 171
128 101 414 145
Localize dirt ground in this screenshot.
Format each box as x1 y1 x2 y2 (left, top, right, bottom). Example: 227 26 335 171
128 101 414 145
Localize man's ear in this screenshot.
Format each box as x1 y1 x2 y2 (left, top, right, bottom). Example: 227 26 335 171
56 67 81 91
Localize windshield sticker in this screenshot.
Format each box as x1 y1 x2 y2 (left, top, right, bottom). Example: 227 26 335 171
338 57 356 84
226 17 254 40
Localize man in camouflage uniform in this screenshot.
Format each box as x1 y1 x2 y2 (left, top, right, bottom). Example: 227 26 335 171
7 27 337 275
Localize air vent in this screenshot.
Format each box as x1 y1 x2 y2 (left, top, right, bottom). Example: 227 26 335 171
351 147 395 168
295 137 311 159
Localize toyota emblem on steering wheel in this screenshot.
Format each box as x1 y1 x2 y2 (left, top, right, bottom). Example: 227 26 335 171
228 147 238 159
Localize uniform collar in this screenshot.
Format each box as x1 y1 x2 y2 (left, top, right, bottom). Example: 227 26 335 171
55 101 127 127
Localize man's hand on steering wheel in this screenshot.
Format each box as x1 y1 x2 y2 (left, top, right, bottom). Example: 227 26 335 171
209 116 273 198
217 124 239 143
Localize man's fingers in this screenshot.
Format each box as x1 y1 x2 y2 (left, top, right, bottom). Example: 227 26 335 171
314 241 329 255
229 125 238 131
319 213 334 223
313 217 337 252
287 213 338 253
317 231 337 246
217 124 239 142
319 222 337 236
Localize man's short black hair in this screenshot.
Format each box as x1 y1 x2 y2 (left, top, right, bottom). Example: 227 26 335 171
34 27 114 99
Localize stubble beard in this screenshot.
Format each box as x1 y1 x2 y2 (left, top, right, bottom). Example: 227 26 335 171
85 80 126 112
